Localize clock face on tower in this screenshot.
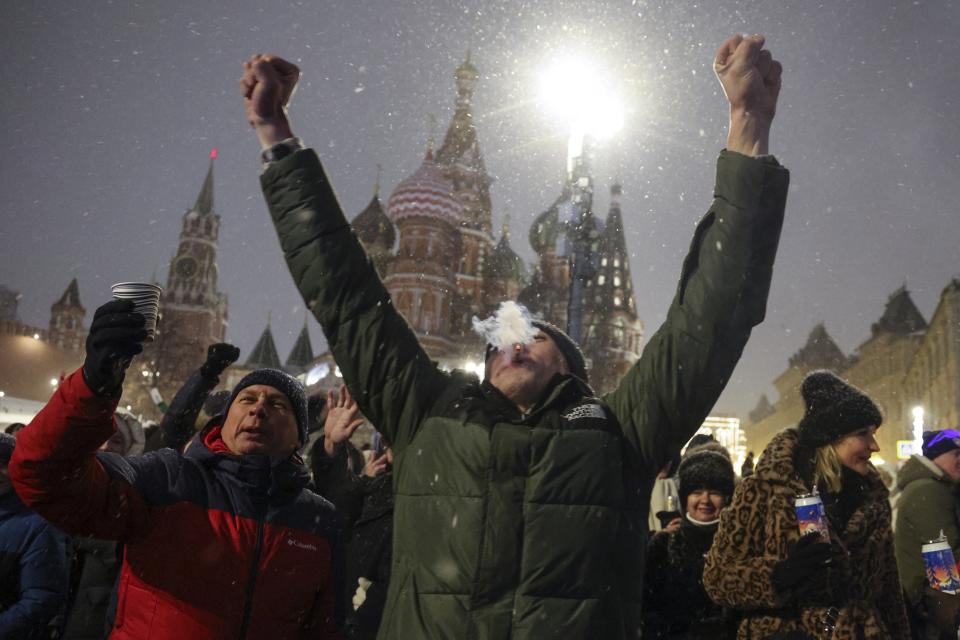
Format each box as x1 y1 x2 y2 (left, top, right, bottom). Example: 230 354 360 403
175 256 198 279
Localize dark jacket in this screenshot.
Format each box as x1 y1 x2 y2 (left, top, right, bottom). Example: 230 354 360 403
261 148 789 639
0 489 69 639
703 428 910 639
144 368 220 454
10 369 345 640
643 517 736 639
62 537 120 639
311 441 393 640
894 454 960 606
343 472 393 640
310 437 368 525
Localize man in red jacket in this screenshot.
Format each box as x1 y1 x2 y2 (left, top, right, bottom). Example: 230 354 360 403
10 300 344 639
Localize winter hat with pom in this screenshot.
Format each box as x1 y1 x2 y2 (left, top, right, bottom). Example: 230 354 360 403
677 450 736 507
797 370 882 449
223 368 309 445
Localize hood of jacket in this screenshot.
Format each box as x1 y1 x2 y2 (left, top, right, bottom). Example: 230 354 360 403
896 453 950 491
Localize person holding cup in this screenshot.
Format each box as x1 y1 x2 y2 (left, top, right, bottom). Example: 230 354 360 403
703 370 910 639
9 299 346 639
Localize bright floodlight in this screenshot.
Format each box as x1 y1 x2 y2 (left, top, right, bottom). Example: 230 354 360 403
538 55 625 141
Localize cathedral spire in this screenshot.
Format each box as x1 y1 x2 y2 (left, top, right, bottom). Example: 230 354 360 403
245 322 281 370
454 50 479 111
285 321 314 372
193 148 217 216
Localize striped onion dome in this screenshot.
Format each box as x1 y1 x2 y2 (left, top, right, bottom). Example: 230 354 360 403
386 149 463 226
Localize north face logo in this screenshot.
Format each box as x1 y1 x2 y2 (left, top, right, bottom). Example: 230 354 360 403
562 404 606 421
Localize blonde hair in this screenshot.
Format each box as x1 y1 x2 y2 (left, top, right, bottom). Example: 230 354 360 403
813 444 844 493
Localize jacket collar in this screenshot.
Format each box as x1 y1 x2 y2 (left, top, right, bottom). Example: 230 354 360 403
480 373 596 421
188 422 311 503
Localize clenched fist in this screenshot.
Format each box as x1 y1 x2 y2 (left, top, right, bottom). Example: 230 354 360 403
714 35 783 156
240 54 300 148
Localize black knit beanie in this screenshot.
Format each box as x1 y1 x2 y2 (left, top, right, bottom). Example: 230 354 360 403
223 368 309 445
677 450 735 507
797 370 882 449
0 433 14 464
922 430 960 460
484 320 588 383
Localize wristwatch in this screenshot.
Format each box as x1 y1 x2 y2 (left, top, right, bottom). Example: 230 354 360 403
261 137 304 165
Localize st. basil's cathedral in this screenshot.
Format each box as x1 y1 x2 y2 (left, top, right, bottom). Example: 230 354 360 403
333 54 644 395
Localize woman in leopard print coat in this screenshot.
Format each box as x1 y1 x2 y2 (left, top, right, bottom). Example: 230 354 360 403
703 372 910 640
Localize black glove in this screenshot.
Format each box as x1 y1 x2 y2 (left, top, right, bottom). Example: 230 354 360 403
83 300 147 396
199 343 240 379
771 533 833 594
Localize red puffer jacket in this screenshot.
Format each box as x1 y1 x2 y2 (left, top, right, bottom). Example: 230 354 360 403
10 369 344 640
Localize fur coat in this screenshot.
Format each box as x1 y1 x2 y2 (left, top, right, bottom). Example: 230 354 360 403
703 428 910 639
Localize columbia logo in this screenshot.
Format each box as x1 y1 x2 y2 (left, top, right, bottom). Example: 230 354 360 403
562 404 606 421
287 538 318 552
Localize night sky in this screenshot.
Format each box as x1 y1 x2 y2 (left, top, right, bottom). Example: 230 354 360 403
3 0 958 418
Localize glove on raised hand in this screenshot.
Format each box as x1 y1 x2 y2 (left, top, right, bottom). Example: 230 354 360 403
82 300 147 396
200 342 240 379
771 532 833 594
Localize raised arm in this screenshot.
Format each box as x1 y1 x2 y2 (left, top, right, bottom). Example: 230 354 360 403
243 55 448 450
145 343 239 453
604 35 789 470
10 301 154 540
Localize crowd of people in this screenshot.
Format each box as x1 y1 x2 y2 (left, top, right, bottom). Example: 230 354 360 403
0 33 956 640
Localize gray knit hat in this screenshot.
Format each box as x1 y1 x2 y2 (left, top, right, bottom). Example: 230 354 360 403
224 369 309 444
797 370 882 449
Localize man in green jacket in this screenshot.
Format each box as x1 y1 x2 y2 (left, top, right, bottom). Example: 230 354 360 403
241 34 789 639
895 430 960 631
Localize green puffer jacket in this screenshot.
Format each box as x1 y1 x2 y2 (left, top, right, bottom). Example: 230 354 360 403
894 454 960 606
261 148 789 639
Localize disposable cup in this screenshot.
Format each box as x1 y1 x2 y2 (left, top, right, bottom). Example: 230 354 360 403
111 282 162 341
922 537 960 594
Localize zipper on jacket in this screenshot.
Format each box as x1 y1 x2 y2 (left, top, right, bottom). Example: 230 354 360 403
237 512 267 640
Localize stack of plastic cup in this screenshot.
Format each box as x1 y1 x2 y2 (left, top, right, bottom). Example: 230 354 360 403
111 282 162 341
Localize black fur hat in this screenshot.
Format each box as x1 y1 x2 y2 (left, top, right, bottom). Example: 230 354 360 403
797 370 882 449
677 450 735 507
